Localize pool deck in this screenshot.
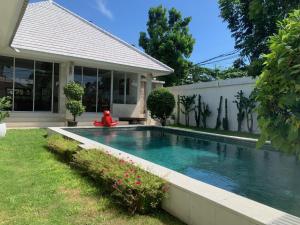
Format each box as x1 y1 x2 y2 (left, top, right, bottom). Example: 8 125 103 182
48 125 300 225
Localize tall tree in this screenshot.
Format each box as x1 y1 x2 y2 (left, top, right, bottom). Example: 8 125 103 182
219 0 300 77
139 6 195 86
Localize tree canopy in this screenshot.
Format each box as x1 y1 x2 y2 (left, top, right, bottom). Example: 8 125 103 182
256 10 300 155
139 5 195 86
186 64 247 84
219 0 300 76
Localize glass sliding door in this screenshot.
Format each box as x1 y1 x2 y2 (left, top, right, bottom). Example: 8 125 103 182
34 61 52 111
126 73 138 104
74 66 82 84
14 58 34 111
98 70 111 112
53 63 59 113
0 56 14 110
0 55 60 112
82 67 97 112
113 71 125 104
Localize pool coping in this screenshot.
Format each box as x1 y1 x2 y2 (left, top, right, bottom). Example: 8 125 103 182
48 125 300 225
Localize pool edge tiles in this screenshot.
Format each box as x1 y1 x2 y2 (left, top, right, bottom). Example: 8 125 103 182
48 126 300 225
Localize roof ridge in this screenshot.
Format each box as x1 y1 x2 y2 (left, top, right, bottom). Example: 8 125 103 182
45 1 173 73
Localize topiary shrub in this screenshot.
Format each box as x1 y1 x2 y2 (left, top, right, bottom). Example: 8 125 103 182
64 82 85 125
72 149 168 214
65 100 85 122
47 134 79 161
63 81 84 101
256 10 300 154
147 88 175 126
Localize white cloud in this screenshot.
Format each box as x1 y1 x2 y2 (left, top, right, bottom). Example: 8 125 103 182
95 0 113 20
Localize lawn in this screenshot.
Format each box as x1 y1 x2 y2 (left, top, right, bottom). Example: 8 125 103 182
0 129 182 225
169 124 260 139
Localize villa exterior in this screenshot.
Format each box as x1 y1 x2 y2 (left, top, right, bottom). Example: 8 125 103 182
0 0 173 127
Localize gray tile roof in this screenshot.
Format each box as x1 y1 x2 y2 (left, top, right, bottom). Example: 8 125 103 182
11 1 173 74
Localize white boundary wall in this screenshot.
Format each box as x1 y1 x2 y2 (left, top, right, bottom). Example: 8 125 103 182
168 77 259 133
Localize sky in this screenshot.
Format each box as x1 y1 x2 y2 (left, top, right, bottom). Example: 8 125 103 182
30 0 236 69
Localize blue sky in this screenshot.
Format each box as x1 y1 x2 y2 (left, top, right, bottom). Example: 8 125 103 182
30 0 236 68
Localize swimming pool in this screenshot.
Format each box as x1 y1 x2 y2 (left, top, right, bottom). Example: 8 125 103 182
65 126 300 217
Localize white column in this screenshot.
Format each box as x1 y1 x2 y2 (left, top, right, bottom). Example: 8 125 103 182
146 73 153 98
58 62 74 116
145 73 153 123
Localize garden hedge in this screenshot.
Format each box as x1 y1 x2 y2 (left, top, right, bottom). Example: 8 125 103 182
47 135 168 214
47 135 79 161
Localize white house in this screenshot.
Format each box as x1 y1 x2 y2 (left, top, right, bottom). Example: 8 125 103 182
0 0 173 127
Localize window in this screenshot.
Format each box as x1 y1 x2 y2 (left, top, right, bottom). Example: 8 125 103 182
14 58 34 111
82 67 97 112
113 72 125 104
98 70 111 111
53 64 59 113
0 56 13 110
0 55 60 112
113 72 138 104
34 61 53 111
74 66 112 112
126 73 138 104
74 66 82 84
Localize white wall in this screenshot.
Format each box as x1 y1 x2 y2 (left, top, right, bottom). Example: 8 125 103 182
168 77 259 133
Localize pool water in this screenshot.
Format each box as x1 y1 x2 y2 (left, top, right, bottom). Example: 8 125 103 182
66 127 300 217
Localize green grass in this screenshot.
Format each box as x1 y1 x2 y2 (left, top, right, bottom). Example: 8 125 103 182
0 129 183 225
169 124 260 139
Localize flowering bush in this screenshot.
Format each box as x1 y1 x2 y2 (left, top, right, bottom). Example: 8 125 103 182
47 135 79 161
72 149 168 214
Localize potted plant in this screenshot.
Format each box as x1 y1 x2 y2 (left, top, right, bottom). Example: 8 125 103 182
64 81 85 127
0 97 12 137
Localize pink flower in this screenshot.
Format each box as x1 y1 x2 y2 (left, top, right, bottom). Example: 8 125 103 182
117 179 123 185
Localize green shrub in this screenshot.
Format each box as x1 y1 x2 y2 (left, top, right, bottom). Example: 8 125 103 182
72 149 168 214
63 81 84 101
64 82 85 123
256 10 300 154
0 97 11 123
65 100 85 122
147 88 175 126
47 135 79 161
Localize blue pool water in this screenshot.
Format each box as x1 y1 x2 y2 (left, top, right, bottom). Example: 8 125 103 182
65 127 300 217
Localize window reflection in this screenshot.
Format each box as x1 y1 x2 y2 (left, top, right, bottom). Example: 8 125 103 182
34 61 52 111
82 67 97 112
0 56 13 110
126 73 137 104
14 58 34 111
113 71 125 104
98 70 111 112
0 56 60 112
